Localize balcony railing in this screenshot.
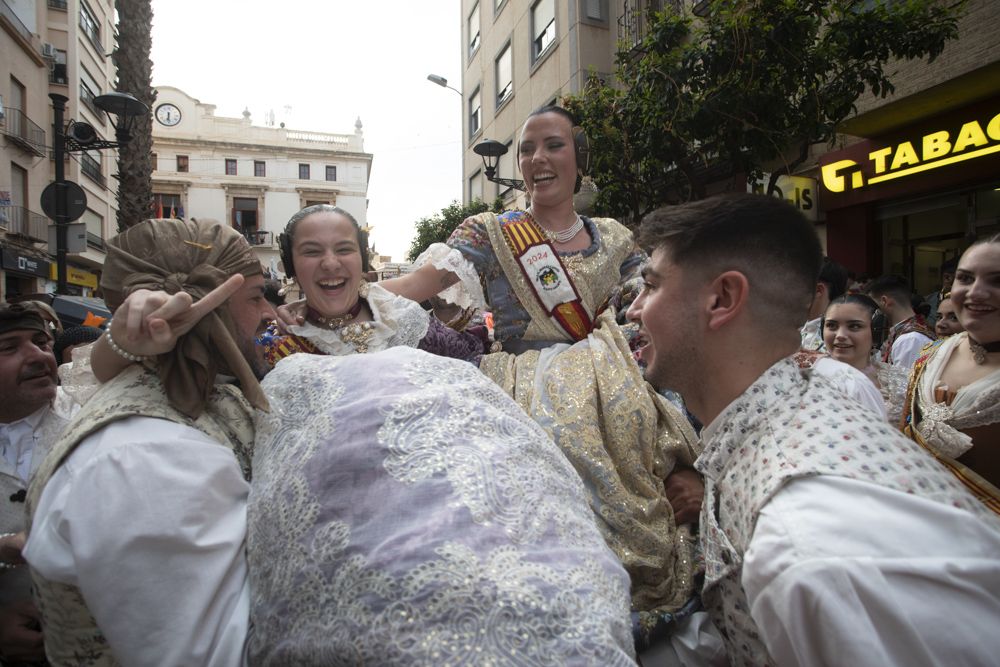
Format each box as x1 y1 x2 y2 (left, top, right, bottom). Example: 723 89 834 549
244 230 273 247
80 152 105 187
48 0 67 9
0 108 47 157
80 83 99 116
0 205 49 242
618 1 685 50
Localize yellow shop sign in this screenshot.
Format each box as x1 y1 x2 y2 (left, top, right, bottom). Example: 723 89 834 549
49 264 98 289
822 111 1000 193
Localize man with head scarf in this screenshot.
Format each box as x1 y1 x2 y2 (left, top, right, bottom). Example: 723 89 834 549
23 218 272 666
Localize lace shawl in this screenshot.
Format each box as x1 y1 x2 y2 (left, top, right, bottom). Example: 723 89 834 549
247 350 634 665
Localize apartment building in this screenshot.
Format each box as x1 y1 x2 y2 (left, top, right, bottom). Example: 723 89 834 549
151 86 374 277
462 0 1000 291
1 0 119 299
462 1 714 207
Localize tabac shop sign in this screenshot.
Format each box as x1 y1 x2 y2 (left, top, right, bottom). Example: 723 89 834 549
822 110 1000 194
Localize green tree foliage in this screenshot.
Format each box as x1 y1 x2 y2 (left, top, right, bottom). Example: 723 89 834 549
406 198 504 261
564 0 963 225
113 0 156 230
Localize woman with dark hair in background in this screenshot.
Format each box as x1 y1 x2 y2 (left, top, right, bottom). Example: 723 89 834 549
823 293 909 425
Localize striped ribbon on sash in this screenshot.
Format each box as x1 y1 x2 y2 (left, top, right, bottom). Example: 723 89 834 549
499 213 593 341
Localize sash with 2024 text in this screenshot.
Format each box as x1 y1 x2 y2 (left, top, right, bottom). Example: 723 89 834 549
498 212 593 341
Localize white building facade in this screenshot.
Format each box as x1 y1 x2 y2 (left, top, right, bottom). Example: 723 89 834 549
151 86 373 277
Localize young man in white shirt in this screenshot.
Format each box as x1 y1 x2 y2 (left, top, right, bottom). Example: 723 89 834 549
627 193 1000 667
867 273 937 369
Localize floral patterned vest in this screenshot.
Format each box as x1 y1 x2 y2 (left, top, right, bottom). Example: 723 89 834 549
25 366 255 666
696 357 996 667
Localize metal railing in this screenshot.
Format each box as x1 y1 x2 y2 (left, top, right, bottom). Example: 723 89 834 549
0 205 49 242
0 108 47 156
618 0 685 49
244 230 273 247
80 82 99 116
80 152 105 186
79 6 102 54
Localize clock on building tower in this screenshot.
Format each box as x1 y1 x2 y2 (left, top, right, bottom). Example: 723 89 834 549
155 103 182 127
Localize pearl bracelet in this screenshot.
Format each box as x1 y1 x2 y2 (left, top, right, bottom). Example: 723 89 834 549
104 319 151 362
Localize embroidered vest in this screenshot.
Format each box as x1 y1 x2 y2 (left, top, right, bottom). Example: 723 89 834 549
26 366 255 666
881 314 936 363
699 360 997 667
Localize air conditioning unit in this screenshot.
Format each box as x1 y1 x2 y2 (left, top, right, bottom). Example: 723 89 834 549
42 43 56 59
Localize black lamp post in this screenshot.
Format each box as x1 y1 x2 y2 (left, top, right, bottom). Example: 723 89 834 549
473 139 526 191
47 91 148 294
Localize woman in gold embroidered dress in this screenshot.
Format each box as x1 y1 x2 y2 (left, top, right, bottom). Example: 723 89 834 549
902 234 1000 514
375 106 701 642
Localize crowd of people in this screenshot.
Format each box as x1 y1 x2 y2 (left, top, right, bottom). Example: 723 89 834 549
1 106 998 666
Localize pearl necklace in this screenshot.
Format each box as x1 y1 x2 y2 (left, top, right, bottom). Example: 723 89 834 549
534 211 584 244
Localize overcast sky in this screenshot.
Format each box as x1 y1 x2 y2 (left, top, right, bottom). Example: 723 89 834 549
150 0 464 261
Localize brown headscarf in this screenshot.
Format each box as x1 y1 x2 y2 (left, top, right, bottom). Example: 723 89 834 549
101 218 269 417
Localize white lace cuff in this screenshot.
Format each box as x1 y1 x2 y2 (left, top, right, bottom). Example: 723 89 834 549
413 243 486 310
58 341 102 405
916 403 974 459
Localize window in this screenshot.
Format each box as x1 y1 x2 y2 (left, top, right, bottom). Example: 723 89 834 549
82 208 103 249
469 169 483 202
225 158 237 176
151 153 157 171
79 1 101 53
581 0 607 23
531 0 556 61
325 165 337 181
468 2 481 56
298 163 310 180
469 88 482 138
79 66 100 116
254 160 266 177
154 194 182 218
495 43 512 107
50 49 68 84
232 197 259 238
495 0 506 13
176 155 189 172
80 150 103 186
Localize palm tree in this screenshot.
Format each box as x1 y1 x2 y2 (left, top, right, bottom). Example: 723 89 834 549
112 0 156 231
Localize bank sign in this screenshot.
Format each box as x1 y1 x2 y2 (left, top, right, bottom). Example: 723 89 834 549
821 107 1000 200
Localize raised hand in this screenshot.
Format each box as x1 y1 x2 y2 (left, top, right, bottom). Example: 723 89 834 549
114 274 247 358
274 298 307 333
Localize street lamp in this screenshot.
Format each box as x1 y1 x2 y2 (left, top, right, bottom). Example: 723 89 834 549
426 73 462 97
45 92 148 295
473 139 526 191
